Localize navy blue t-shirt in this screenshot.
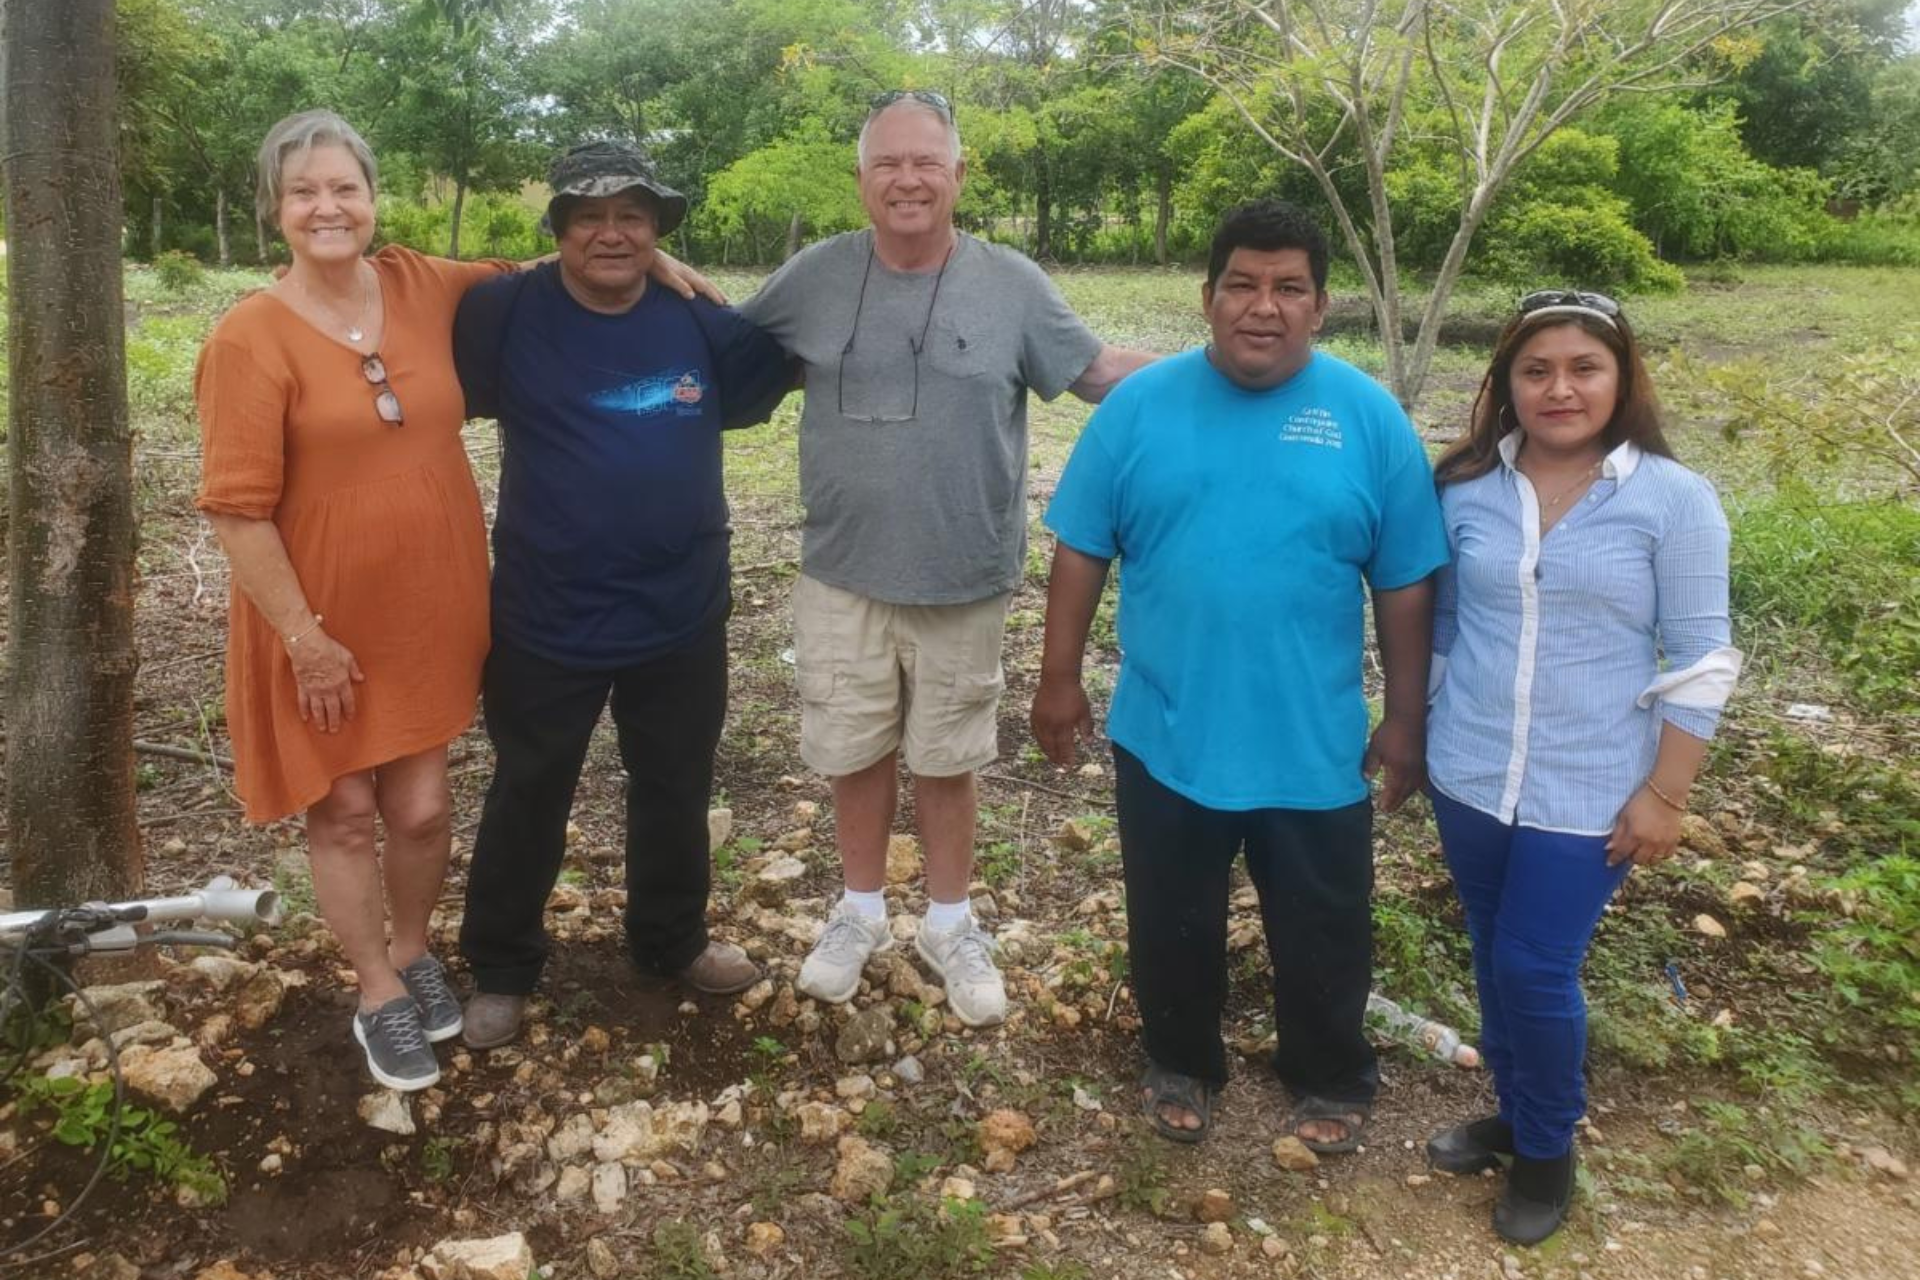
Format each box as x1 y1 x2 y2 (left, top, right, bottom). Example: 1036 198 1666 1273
453 264 790 668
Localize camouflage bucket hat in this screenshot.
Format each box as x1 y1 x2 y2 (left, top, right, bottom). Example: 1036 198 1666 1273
542 140 687 237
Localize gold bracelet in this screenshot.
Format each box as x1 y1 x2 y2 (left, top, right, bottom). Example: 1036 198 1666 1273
1644 779 1687 812
284 614 324 648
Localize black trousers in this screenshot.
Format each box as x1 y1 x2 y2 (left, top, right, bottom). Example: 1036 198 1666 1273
460 624 728 995
1113 743 1378 1102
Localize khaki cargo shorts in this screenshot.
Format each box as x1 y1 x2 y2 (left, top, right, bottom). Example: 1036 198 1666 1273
791 574 1011 778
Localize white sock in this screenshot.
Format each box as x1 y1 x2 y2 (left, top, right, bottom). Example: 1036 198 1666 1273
924 898 972 932
841 888 888 921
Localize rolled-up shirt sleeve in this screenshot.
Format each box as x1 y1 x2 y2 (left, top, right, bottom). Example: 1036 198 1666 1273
1637 475 1740 739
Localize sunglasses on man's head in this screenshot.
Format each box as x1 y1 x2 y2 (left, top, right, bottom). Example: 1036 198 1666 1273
362 353 403 426
1518 289 1622 320
868 89 954 120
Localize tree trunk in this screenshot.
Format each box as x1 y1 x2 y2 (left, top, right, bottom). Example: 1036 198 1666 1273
1034 160 1053 262
215 188 232 267
785 210 803 260
1154 172 1172 267
150 193 163 257
447 177 468 260
1 0 143 906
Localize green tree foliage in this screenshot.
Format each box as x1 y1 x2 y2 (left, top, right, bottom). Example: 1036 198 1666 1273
1137 0 1811 408
100 0 1920 279
1713 0 1910 175
1831 54 1920 201
704 122 867 261
1601 99 1830 260
376 0 549 257
1474 130 1685 290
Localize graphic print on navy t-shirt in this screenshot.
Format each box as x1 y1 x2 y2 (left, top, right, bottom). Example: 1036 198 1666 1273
592 369 707 418
455 263 731 668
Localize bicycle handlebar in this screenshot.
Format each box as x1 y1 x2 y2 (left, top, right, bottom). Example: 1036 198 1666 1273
0 876 281 943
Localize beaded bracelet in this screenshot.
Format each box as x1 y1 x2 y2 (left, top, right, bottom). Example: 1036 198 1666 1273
1644 779 1688 812
284 614 324 648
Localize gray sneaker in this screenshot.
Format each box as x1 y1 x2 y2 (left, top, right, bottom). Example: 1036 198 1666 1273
398 954 463 1043
352 996 441 1091
797 904 894 1004
916 914 1007 1027
462 991 528 1050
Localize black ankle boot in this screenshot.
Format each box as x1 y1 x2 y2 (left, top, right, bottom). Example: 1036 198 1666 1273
1494 1150 1576 1245
1426 1115 1514 1174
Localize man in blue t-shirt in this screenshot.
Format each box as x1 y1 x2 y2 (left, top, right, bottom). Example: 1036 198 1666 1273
451 141 791 1049
1032 200 1448 1149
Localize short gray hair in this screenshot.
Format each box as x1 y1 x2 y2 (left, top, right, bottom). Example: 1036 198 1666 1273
255 110 378 229
856 100 962 169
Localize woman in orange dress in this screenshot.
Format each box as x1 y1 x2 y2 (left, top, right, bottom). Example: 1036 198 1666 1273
195 111 504 1090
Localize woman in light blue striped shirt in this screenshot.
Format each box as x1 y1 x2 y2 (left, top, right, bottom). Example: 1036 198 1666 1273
1423 291 1741 1246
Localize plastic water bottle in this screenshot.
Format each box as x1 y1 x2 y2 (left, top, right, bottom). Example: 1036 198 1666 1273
1365 992 1482 1068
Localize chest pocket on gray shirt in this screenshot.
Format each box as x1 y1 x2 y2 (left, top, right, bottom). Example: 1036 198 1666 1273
926 319 986 379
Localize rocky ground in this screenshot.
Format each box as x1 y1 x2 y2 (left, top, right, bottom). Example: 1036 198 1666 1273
5 786 1918 1280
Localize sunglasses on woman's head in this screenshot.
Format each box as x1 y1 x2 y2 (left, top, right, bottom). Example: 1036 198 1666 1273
1518 289 1622 321
362 354 403 426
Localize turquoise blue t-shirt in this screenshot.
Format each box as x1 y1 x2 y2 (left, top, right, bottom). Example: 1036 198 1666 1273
1044 348 1447 811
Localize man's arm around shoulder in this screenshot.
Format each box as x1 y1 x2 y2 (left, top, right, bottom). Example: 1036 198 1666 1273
1068 344 1157 404
689 296 798 431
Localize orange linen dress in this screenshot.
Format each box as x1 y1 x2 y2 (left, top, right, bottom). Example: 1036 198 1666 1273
195 246 509 823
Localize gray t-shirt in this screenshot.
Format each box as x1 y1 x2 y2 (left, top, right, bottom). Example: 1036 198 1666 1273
740 229 1101 605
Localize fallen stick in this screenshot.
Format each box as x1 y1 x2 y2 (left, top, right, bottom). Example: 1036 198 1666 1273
997 1169 1100 1212
979 772 1113 807
133 739 234 771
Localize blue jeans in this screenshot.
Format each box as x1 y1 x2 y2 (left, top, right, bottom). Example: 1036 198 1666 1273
1430 788 1630 1159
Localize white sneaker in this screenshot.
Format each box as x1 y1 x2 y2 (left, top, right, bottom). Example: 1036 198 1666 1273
916 914 1007 1027
797 904 894 1004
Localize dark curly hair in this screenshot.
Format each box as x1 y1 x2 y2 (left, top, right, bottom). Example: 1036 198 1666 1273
1206 199 1329 292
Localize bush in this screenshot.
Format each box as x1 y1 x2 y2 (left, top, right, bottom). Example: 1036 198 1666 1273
1601 100 1832 262
1811 198 1920 267
1477 196 1685 292
1470 129 1685 291
152 249 206 293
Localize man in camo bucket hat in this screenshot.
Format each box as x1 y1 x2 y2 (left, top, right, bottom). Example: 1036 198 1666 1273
454 137 791 1049
540 139 688 238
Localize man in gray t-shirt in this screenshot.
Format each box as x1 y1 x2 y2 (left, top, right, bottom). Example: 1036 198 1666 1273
740 90 1151 1027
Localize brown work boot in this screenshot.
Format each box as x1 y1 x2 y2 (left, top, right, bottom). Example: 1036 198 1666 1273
678 941 761 995
461 991 527 1050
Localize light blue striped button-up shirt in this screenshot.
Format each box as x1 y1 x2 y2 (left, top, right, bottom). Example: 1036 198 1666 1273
1427 436 1741 835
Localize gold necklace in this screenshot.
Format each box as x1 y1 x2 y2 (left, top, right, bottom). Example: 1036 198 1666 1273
290 265 372 343
1536 460 1603 512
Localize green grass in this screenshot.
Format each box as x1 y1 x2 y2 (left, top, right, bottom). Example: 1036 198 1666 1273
1728 490 1920 714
